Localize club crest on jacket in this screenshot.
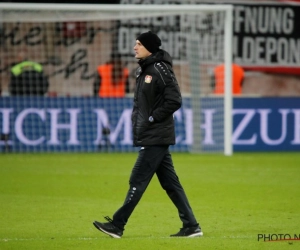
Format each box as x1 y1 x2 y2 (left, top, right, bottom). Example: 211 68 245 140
145 75 152 83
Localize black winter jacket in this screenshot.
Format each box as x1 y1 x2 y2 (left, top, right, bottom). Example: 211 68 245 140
132 49 182 146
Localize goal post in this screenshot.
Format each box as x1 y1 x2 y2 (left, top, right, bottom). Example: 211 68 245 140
0 3 233 155
224 8 233 156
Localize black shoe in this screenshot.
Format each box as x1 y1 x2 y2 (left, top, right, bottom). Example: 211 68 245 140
93 216 123 238
170 226 203 237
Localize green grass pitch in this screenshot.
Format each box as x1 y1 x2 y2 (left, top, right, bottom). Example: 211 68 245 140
0 152 299 250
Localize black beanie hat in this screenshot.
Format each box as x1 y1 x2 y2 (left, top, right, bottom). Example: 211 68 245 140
136 31 161 53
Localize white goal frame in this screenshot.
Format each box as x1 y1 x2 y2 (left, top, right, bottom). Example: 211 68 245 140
0 3 233 155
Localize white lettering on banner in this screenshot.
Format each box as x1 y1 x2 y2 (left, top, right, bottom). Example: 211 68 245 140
47 109 80 145
235 36 300 65
234 6 245 33
15 108 46 145
119 1 300 67
291 109 300 145
94 108 132 145
181 108 192 145
118 27 141 55
118 27 189 59
175 108 215 145
159 30 186 60
118 28 224 62
0 108 13 145
93 108 214 146
233 6 300 66
234 6 294 34
232 109 257 145
117 0 226 62
232 108 297 145
259 109 289 145
201 109 215 145
0 108 13 134
181 13 224 34
265 37 277 63
109 109 132 145
1 106 299 148
174 110 183 143
93 109 110 145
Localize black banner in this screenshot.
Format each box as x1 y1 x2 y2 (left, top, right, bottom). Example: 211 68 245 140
118 0 300 74
232 3 300 74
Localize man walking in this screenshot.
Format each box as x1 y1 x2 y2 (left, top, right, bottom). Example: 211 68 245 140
93 31 202 238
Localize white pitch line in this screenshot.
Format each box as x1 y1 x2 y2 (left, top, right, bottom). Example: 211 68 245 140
0 235 254 241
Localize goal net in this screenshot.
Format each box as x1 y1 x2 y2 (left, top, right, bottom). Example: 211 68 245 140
0 3 233 154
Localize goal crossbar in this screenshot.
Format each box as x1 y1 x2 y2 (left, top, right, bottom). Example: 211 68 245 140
0 3 232 12
0 4 233 22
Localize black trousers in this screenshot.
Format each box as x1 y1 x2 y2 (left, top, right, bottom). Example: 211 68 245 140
112 145 199 230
